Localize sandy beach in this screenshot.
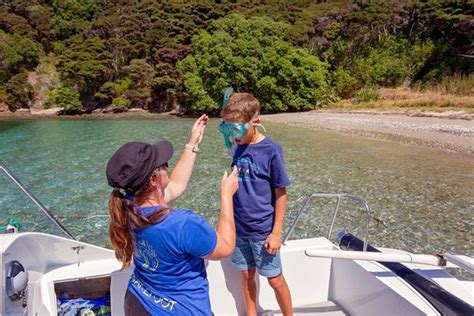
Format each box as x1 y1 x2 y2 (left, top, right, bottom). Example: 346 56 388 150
261 110 474 154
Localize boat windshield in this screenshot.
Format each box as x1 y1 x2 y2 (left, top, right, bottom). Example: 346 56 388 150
0 161 75 239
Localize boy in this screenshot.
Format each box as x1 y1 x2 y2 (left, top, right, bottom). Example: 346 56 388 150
219 93 293 316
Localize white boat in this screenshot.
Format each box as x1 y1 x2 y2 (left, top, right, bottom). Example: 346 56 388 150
1 161 473 315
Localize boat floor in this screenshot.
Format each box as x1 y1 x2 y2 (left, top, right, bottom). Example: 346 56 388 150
261 301 346 315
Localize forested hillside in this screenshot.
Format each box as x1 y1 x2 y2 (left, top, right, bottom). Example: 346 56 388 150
0 0 472 114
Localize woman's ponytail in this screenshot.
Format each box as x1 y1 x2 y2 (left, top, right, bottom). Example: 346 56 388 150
108 189 134 270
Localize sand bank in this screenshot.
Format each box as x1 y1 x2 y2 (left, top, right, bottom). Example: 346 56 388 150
261 110 474 154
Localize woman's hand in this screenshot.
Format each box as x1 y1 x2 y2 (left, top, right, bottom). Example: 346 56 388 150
188 114 209 146
221 166 238 198
205 166 238 260
165 114 208 203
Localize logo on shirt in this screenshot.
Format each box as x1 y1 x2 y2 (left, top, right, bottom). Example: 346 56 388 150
136 238 159 271
233 156 259 182
131 275 178 311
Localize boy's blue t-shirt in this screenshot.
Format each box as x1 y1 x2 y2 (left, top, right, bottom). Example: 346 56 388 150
128 207 217 315
232 137 291 240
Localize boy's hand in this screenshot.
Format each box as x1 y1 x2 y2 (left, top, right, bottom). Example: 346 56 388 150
264 233 281 255
188 114 209 146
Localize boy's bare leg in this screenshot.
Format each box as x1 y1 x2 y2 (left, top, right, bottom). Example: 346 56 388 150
268 274 293 316
242 268 258 316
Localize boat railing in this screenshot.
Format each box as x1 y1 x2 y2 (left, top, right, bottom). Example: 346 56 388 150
0 160 76 240
283 193 370 251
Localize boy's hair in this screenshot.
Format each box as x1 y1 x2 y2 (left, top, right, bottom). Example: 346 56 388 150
221 93 260 123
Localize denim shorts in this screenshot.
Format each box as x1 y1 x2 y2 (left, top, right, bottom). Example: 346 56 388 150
231 236 282 277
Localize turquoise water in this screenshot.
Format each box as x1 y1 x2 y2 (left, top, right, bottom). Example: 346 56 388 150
0 118 473 261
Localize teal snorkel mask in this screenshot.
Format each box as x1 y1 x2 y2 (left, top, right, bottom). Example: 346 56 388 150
218 121 251 151
219 88 266 155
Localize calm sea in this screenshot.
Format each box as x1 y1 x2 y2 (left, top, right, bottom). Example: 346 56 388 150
0 118 472 269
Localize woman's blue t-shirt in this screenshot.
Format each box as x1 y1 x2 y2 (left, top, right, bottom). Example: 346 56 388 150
128 207 217 315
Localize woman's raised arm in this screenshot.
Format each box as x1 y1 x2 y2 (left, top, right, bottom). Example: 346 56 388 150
165 114 208 203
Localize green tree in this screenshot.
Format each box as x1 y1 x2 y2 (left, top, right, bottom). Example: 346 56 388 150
58 35 112 106
152 62 181 111
178 14 329 112
26 5 53 44
94 77 132 106
51 0 104 39
151 45 189 111
311 1 473 97
0 30 44 83
0 8 37 39
124 59 156 108
50 87 82 111
179 57 216 111
6 1 53 43
1 0 470 113
5 71 34 111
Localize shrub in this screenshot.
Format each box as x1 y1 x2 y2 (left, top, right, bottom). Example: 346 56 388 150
95 77 132 106
112 97 130 108
350 38 412 87
434 73 474 96
50 87 82 110
332 68 360 98
356 87 380 103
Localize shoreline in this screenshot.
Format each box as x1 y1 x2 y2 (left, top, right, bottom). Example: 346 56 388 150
0 109 179 120
1 108 473 120
2 109 473 154
261 110 474 154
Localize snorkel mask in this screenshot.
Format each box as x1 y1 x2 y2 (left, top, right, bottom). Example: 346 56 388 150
218 121 251 151
219 88 266 155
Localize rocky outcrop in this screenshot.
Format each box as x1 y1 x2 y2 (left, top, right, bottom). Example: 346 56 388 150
27 55 61 111
0 102 8 112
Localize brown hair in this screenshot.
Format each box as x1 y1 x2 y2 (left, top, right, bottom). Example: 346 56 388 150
108 169 169 270
221 92 260 123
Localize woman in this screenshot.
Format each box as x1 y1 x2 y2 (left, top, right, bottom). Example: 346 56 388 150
106 115 238 315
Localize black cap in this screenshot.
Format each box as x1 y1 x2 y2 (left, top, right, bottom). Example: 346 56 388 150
106 141 173 194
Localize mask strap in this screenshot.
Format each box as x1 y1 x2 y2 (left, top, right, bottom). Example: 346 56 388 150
249 112 266 134
222 87 233 108
252 123 266 134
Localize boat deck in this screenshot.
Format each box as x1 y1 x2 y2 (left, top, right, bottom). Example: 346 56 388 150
264 301 346 315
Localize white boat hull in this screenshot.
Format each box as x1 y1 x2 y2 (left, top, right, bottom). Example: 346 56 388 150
1 232 472 315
